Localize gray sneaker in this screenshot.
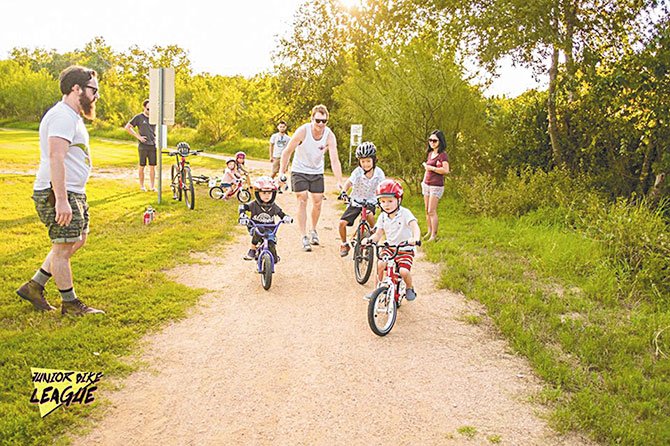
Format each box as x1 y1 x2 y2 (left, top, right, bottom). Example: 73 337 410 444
16 280 56 311
61 298 105 316
406 288 417 301
309 230 319 245
302 236 312 252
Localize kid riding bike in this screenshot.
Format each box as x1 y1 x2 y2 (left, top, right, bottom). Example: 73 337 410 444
365 241 420 336
361 179 422 336
239 177 292 290
165 142 201 210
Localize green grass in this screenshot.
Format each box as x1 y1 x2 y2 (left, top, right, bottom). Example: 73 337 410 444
404 192 670 445
0 172 239 444
0 128 225 172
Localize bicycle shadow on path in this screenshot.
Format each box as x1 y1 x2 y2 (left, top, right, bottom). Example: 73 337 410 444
71 164 594 446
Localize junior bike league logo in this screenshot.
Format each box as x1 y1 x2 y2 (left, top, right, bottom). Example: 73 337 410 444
30 368 103 418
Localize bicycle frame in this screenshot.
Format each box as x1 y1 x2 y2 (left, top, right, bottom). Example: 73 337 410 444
248 220 283 273
376 244 407 305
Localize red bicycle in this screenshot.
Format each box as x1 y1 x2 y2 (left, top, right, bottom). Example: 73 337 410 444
365 241 419 336
209 172 252 203
339 192 377 284
164 142 201 210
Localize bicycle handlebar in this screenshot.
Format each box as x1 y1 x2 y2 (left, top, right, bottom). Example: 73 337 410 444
163 150 202 157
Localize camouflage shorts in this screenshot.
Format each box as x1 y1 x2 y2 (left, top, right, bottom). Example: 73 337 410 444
33 189 90 243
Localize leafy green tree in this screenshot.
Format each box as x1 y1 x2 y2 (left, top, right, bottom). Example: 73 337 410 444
335 35 487 190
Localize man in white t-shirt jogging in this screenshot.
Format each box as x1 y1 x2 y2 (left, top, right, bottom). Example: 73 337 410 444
16 65 104 315
279 104 344 252
269 120 290 181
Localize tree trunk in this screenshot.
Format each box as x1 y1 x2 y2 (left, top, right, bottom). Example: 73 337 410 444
638 142 655 194
547 47 562 168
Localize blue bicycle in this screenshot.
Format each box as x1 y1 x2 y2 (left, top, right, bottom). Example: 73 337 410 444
239 218 285 290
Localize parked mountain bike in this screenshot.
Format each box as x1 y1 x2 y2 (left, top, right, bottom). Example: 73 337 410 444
209 173 252 203
339 192 377 284
239 218 285 290
364 241 420 336
164 142 201 210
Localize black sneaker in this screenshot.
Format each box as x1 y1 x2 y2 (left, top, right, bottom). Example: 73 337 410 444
61 298 105 315
243 249 256 260
16 280 56 311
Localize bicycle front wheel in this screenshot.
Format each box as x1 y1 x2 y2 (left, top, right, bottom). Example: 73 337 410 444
354 225 374 284
260 252 273 290
171 164 182 201
237 188 251 203
367 286 396 336
183 167 195 210
209 186 225 199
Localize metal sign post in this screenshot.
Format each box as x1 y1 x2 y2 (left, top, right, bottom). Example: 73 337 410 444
149 67 175 204
349 124 363 167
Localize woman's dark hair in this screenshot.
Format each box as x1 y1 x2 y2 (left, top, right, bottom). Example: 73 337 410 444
426 129 447 155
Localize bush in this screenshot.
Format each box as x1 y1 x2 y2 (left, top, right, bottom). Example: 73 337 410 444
456 169 670 305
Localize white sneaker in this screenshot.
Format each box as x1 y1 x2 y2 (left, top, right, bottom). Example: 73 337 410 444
309 230 319 245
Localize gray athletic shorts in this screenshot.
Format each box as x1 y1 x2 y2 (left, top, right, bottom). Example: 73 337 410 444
291 172 325 194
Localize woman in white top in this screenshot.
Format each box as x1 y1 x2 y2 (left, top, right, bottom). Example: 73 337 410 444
279 104 344 252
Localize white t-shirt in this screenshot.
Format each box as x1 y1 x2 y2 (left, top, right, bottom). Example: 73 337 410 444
348 166 385 206
290 123 332 175
270 132 290 158
375 207 417 248
34 101 91 194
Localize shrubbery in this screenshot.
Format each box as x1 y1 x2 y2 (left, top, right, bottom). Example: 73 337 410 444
457 169 670 305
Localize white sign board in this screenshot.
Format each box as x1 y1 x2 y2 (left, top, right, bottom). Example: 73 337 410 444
350 124 363 147
149 68 175 126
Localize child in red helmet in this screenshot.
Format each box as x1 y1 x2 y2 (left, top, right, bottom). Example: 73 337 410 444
362 179 421 301
239 176 292 262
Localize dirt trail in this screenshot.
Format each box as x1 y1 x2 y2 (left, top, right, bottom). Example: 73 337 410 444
72 162 593 446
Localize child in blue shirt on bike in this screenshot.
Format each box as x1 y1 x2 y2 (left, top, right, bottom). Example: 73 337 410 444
338 141 385 257
239 176 292 262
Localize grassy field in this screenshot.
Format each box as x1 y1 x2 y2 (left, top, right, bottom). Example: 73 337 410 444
0 130 242 444
403 192 670 445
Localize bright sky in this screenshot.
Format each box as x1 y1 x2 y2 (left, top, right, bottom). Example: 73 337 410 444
1 0 541 97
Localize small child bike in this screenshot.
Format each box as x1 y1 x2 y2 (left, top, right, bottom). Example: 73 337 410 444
209 174 252 203
239 218 285 290
365 240 420 336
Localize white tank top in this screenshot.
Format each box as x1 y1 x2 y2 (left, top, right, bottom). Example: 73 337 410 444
290 123 331 175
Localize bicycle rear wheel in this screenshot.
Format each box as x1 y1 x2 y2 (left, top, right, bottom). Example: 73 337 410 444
209 186 225 199
260 252 273 290
354 225 374 284
171 164 182 201
183 167 195 210
367 286 396 336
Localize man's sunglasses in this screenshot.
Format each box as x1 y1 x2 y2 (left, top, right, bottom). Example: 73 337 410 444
314 118 328 124
85 85 98 95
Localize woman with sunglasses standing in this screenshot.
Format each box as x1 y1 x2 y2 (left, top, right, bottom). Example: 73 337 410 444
421 130 450 242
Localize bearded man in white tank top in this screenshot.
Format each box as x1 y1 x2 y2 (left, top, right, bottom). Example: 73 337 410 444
279 104 344 252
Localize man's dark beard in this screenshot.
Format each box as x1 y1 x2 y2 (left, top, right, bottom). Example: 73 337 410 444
79 91 96 120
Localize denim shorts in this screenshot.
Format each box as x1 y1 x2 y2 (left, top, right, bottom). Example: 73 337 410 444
421 182 444 199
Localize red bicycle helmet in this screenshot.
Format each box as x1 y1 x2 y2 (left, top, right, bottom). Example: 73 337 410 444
376 179 403 199
376 179 403 213
253 176 278 204
235 151 246 160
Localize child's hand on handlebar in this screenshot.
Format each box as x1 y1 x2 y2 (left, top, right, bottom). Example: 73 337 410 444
282 215 293 224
